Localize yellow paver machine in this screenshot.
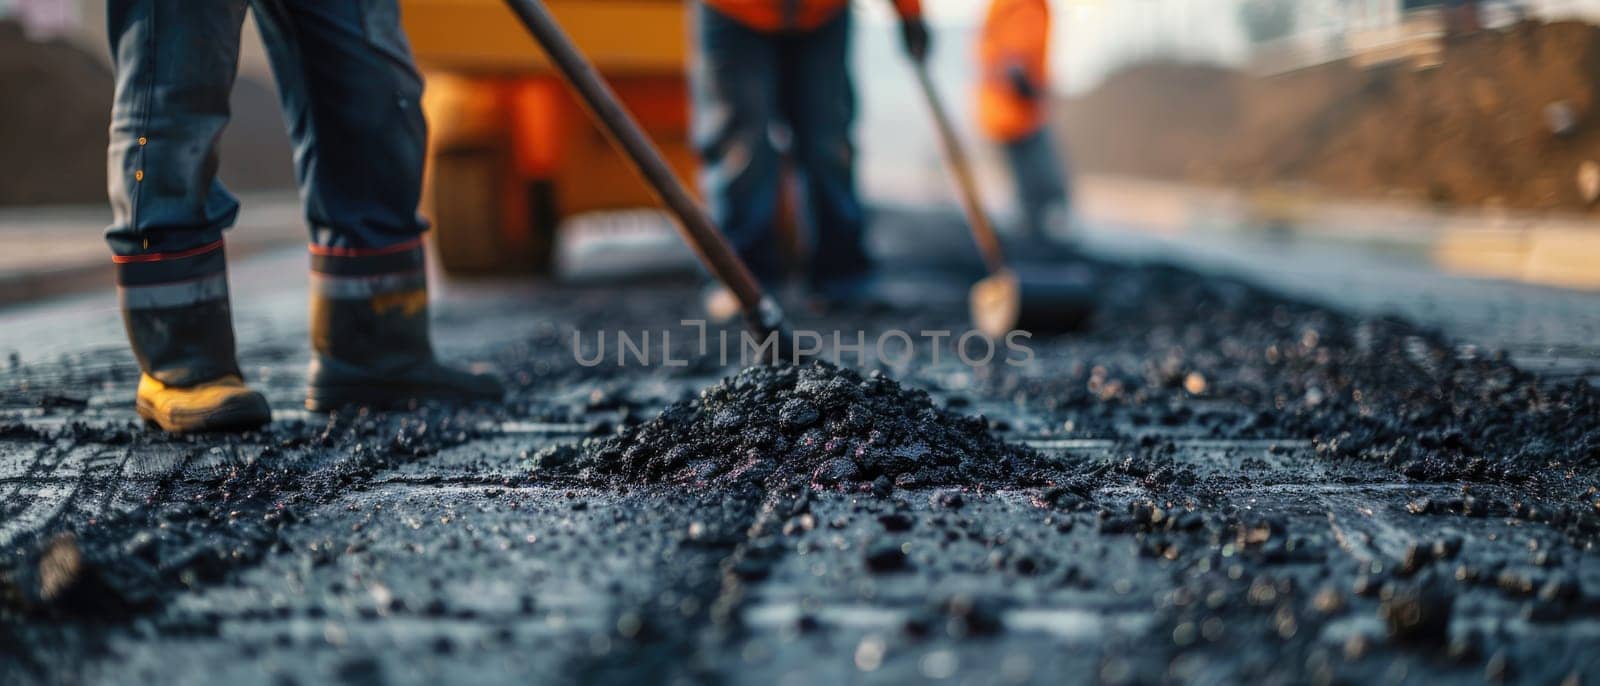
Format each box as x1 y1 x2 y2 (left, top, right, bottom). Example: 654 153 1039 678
402 0 694 274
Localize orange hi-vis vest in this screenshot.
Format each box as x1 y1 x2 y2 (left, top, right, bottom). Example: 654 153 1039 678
976 0 1051 142
704 0 922 33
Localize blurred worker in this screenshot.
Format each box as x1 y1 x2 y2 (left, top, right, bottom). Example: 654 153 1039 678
976 0 1072 243
106 2 502 432
694 0 929 317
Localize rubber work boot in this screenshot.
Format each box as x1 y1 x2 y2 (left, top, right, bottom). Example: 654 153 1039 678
305 239 504 412
116 240 271 432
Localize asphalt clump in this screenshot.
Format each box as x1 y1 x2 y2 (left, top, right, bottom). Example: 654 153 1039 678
532 361 1050 492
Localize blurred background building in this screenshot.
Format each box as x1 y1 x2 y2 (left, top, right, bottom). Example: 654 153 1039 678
5 0 1600 293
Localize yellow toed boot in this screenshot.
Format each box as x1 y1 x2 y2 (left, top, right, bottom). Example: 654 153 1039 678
135 374 270 433
116 240 270 433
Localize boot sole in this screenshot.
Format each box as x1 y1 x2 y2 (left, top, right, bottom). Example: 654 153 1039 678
305 384 501 413
137 393 272 433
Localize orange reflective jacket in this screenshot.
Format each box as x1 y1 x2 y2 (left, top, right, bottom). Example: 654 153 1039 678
704 0 922 33
976 0 1050 142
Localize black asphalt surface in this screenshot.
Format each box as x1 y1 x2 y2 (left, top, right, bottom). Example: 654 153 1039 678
2 210 1598 685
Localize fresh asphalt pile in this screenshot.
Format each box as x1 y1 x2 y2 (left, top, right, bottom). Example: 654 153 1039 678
1 241 1598 683
1013 262 1600 486
533 361 1051 492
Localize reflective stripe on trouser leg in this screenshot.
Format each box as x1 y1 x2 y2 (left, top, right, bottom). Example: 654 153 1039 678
307 235 427 300
115 240 242 386
307 236 427 299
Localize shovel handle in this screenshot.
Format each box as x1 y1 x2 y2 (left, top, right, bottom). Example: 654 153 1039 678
500 0 782 337
912 63 1007 276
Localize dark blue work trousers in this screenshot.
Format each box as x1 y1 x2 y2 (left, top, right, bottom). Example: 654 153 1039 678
105 0 428 260
691 5 871 291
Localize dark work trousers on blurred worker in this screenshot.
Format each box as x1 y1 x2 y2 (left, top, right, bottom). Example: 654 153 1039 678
690 4 874 301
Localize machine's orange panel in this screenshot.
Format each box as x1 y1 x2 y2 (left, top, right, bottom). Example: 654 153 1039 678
402 0 688 75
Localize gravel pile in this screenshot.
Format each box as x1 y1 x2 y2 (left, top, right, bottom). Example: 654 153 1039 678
532 361 1050 492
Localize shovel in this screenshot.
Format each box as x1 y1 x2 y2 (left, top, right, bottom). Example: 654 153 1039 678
910 63 1095 338
501 0 792 354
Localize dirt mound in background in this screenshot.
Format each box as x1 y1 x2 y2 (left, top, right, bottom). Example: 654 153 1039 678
0 21 293 207
1058 61 1249 180
1060 20 1600 211
532 361 1052 493
0 21 113 206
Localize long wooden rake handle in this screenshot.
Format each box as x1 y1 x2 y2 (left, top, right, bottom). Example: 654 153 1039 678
502 0 786 338
912 63 1008 275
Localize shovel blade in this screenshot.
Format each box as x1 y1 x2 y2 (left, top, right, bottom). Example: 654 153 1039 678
969 265 1095 339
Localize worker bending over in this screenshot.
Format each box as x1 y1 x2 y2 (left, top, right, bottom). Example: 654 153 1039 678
977 0 1072 242
694 0 929 316
106 1 502 432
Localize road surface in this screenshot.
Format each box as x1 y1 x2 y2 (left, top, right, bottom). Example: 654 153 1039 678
2 210 1598 685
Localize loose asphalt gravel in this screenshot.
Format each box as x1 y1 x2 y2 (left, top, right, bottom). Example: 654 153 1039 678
1 214 1598 685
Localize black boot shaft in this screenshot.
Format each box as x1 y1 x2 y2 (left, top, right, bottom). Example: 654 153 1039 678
116 240 241 387
306 240 502 410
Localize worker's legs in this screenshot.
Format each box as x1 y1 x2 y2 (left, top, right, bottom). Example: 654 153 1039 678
105 0 269 432
778 11 872 296
252 0 501 411
1003 125 1072 241
106 1 249 257
690 4 785 287
250 0 428 250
